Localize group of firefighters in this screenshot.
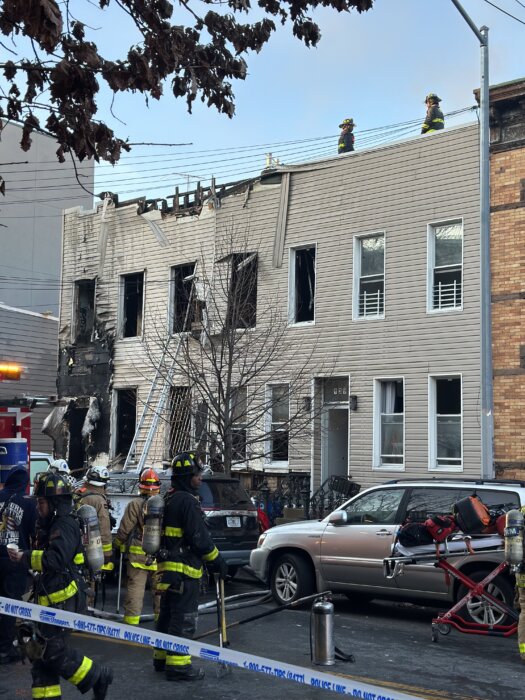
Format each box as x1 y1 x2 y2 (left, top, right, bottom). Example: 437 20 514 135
338 92 445 154
0 450 226 698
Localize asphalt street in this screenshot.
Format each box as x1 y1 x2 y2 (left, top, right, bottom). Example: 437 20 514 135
1 570 522 700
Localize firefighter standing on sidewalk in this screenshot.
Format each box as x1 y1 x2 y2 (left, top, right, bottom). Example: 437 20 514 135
154 451 228 681
7 471 113 699
75 467 114 573
114 468 161 625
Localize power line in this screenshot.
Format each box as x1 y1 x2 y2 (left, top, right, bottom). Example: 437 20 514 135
481 0 525 25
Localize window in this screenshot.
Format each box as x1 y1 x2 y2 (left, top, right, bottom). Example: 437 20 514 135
404 487 520 520
269 385 289 462
168 386 191 459
374 379 404 467
115 389 137 459
428 221 463 311
354 234 384 319
74 279 95 343
121 272 144 337
230 386 247 461
429 376 462 470
343 488 405 525
289 246 316 324
227 253 257 329
171 263 196 333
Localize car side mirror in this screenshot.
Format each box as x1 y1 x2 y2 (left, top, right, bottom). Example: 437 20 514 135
327 510 348 526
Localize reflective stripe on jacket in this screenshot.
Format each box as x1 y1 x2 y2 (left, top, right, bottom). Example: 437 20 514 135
421 104 445 134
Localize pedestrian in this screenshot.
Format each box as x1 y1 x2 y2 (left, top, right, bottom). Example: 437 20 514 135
0 465 37 664
421 93 445 134
154 451 228 681
7 471 113 699
75 467 114 573
114 467 161 625
338 118 356 154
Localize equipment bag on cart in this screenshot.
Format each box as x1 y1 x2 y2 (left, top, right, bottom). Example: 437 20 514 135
453 495 491 534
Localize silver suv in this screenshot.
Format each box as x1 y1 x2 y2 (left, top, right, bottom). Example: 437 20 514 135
250 478 525 624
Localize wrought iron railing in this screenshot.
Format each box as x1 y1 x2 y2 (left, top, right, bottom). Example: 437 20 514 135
308 476 361 520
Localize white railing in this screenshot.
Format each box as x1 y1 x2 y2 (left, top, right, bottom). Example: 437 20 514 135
359 289 384 317
433 280 462 309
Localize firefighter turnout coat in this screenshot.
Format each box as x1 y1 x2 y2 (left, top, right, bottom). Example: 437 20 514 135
115 496 156 571
75 484 113 571
421 104 445 134
157 489 219 591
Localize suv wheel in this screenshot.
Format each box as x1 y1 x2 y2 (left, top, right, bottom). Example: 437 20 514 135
456 570 515 626
270 553 314 605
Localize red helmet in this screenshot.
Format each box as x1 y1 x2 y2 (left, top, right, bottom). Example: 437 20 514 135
139 467 161 493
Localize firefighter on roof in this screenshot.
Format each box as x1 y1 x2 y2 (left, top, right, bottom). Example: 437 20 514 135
338 118 355 154
421 93 445 134
75 467 114 573
7 472 113 699
114 467 161 625
154 451 228 681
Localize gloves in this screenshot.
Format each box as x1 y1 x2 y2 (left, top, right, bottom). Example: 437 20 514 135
208 553 229 580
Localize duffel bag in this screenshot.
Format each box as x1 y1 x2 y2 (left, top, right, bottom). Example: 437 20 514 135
453 495 491 534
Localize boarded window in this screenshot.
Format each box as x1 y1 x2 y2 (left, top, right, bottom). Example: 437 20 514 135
227 253 257 329
168 386 191 458
74 280 95 343
115 389 137 459
291 246 316 323
122 272 144 337
172 263 196 333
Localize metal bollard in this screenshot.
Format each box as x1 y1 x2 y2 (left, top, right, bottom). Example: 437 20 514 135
310 598 335 666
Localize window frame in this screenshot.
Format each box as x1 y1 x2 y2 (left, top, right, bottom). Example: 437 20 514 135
352 231 386 321
428 373 463 472
230 386 248 463
72 278 96 344
169 262 197 335
119 270 146 339
373 376 405 471
426 218 464 314
288 243 317 327
265 383 290 467
110 387 138 460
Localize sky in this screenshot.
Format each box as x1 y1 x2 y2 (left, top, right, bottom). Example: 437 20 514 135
6 0 525 199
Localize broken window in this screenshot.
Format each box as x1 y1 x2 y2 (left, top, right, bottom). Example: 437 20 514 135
74 279 95 343
121 272 144 338
375 379 404 467
67 406 88 472
168 386 191 458
230 386 247 461
430 376 462 470
429 222 462 310
227 253 257 329
115 389 137 459
171 263 196 333
269 384 289 462
289 246 316 324
356 234 384 318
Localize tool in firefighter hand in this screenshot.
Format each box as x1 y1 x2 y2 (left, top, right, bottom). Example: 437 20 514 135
196 590 332 641
214 573 232 678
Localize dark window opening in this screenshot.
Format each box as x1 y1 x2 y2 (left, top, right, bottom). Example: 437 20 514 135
67 407 88 472
116 389 137 459
168 386 191 459
294 247 316 323
270 385 289 461
436 378 461 414
172 263 196 333
227 253 257 329
122 272 144 337
435 377 461 467
74 280 95 343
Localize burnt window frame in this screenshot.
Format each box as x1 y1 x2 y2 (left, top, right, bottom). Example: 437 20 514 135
112 387 137 461
288 244 316 326
227 253 258 330
170 262 197 334
167 385 192 459
120 271 145 339
73 278 96 344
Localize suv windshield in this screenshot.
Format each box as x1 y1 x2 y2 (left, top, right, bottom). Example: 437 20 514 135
200 480 252 509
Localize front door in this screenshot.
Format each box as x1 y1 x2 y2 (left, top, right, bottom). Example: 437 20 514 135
321 407 348 483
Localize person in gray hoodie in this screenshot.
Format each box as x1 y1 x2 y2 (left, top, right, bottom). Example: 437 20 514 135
0 464 37 663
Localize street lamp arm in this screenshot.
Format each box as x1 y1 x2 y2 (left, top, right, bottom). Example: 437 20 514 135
450 0 486 44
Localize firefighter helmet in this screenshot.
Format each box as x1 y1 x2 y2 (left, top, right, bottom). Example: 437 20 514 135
170 451 208 478
85 465 110 486
339 118 355 128
48 458 70 475
34 471 72 498
425 93 441 103
139 467 161 494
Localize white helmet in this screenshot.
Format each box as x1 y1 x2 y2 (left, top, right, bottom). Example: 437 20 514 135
85 465 110 486
49 459 70 475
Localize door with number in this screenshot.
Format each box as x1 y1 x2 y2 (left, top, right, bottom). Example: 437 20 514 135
320 488 405 590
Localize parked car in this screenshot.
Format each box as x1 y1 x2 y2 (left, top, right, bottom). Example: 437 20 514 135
250 478 525 624
107 471 259 571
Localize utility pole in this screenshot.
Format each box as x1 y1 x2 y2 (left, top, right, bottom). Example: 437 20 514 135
450 1 493 478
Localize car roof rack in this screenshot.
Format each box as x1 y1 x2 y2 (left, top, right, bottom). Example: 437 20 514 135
384 477 525 488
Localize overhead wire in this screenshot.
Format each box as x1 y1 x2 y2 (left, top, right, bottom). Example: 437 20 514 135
481 0 525 24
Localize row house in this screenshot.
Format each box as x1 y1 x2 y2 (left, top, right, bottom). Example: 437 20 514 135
50 121 483 492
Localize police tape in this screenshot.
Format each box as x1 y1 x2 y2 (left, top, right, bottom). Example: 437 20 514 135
0 596 423 700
